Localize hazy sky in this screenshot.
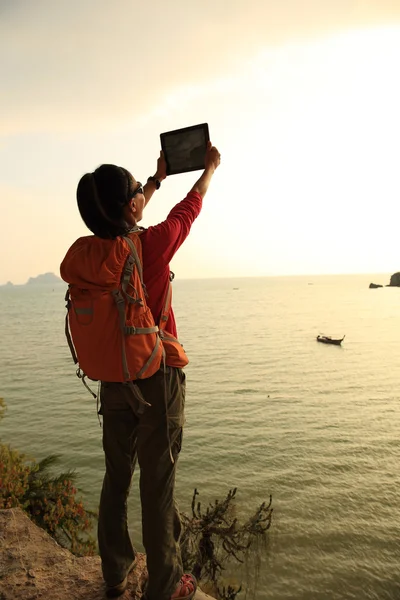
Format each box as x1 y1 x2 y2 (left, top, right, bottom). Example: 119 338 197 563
1 0 400 283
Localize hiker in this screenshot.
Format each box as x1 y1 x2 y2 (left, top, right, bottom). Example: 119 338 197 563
60 141 220 600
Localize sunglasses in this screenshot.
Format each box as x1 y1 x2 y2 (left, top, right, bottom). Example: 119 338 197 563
132 182 144 198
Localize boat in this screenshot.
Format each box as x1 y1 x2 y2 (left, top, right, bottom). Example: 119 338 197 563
316 334 345 346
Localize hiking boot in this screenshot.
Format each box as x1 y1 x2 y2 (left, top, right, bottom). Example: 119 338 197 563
105 560 136 598
171 574 197 600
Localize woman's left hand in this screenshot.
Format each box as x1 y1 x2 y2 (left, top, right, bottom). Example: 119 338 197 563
154 151 167 181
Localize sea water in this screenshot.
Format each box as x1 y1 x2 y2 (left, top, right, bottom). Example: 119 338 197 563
1 275 400 599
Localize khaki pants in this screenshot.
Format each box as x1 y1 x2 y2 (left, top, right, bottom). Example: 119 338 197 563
98 365 186 600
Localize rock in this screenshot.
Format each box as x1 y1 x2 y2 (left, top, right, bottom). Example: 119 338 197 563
388 272 400 287
25 272 61 285
369 283 383 288
0 508 215 600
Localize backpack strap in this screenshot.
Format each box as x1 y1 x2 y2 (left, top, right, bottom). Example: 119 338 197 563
135 335 161 379
159 283 172 332
111 236 159 382
159 273 173 332
123 235 147 299
112 289 160 380
111 290 132 381
64 288 78 364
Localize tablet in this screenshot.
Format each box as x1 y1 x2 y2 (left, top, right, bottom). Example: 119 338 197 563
160 123 210 175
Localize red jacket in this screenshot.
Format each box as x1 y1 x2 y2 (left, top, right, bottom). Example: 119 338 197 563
140 191 202 337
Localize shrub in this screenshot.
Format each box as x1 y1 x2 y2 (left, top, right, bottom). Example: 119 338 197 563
1 397 273 596
0 440 97 555
180 488 273 599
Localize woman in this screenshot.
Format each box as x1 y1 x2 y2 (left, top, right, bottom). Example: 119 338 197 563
62 141 220 599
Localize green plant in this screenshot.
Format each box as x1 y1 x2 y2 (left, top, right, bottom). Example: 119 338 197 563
0 404 97 556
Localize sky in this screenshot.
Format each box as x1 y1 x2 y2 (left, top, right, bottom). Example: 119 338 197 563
1 0 400 283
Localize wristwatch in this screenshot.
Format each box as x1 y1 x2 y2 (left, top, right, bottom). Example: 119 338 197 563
147 176 161 189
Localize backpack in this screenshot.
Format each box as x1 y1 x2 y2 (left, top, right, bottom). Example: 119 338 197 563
60 231 188 387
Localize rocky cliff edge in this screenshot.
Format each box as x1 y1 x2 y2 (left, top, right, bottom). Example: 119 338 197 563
0 508 215 600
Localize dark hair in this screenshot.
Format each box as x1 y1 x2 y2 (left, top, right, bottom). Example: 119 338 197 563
77 164 134 238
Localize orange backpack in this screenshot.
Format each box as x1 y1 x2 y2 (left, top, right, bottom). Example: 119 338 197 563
60 231 188 386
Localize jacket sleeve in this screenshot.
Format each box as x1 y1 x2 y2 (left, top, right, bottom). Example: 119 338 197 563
144 191 203 267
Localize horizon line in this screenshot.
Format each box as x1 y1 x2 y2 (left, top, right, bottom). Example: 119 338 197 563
1 270 397 287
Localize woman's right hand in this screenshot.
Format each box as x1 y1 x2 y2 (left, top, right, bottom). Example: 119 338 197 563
190 141 221 197
205 141 221 173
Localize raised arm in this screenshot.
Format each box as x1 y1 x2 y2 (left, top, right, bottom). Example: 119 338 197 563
143 151 167 207
141 141 221 274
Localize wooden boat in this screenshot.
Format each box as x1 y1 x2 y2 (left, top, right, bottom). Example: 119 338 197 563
316 335 345 346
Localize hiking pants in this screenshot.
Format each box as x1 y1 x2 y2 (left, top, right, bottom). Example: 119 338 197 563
98 365 185 600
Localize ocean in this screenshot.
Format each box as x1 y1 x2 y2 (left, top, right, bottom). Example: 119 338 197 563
1 275 400 599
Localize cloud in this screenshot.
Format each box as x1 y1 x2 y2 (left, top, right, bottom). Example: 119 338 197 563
1 0 400 135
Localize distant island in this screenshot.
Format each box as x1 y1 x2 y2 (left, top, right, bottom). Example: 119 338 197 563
1 272 62 287
26 272 62 285
369 271 400 289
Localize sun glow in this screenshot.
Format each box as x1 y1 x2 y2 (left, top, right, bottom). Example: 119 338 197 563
140 27 400 277
1 25 400 283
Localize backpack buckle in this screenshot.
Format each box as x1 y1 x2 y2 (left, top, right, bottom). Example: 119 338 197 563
112 290 125 305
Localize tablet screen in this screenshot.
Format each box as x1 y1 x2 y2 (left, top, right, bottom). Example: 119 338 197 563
160 123 210 175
